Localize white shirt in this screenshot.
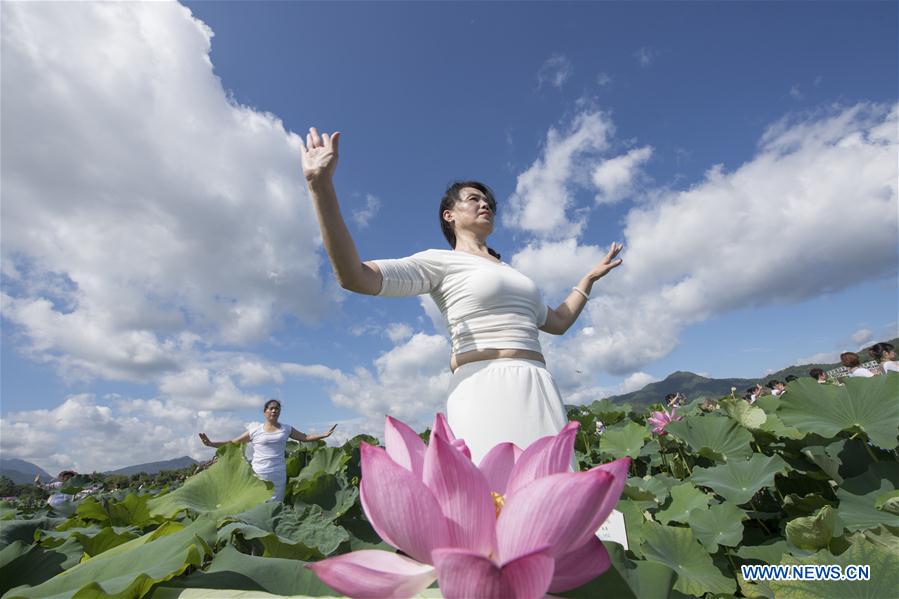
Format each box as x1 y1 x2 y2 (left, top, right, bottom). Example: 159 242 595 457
373 250 548 355
848 368 875 378
882 361 899 373
249 424 293 473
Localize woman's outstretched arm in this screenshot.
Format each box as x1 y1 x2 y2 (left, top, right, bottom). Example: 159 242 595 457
540 242 623 335
290 424 337 442
302 128 382 295
198 431 250 448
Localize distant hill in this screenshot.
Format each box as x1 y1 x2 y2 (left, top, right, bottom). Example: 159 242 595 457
105 456 198 476
602 337 898 408
0 458 52 484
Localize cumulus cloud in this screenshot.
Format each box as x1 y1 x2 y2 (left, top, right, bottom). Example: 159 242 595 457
503 112 614 239
352 194 381 229
596 72 612 87
522 103 897 375
592 146 653 204
537 54 572 90
510 239 607 298
0 393 248 473
851 328 874 345
384 322 414 342
1 2 331 385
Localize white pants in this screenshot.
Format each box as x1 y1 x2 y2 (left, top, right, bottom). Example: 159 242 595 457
256 468 286 502
446 358 569 466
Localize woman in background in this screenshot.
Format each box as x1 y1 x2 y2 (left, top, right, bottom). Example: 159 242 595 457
199 399 337 502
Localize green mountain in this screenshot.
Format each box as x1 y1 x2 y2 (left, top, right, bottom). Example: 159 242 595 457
105 456 198 476
602 337 898 408
0 458 52 484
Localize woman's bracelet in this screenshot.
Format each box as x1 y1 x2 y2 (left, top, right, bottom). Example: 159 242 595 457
572 287 590 301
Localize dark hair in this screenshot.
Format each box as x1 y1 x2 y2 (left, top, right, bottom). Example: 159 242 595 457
840 352 860 368
766 380 782 389
263 399 281 411
809 368 825 379
439 181 501 260
746 386 758 395
664 393 677 401
785 374 798 382
869 342 895 362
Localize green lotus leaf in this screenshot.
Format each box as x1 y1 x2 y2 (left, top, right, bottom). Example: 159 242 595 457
691 454 788 505
624 475 678 509
219 502 349 559
561 541 674 599
777 375 899 450
783 493 835 519
639 521 736 596
156 544 334 597
785 505 840 551
656 483 712 525
0 517 66 550
288 473 358 518
799 441 844 484
0 502 17 521
600 421 648 459
844 525 899 555
874 489 899 514
588 399 631 424
148 444 272 518
297 447 351 481
688 502 747 552
615 499 648 558
665 414 753 462
75 493 153 528
37 525 139 557
768 539 898 599
736 540 790 564
3 518 215 599
758 412 804 440
836 463 899 532
720 398 767 430
0 541 67 596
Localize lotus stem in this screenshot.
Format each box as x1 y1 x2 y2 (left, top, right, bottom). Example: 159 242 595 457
749 498 771 535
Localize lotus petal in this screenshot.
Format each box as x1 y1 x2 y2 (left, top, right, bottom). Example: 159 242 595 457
505 421 580 496
359 443 449 563
479 442 522 495
384 416 425 478
432 546 555 599
307 549 437 599
422 432 497 556
548 535 611 592
432 413 472 460
588 457 631 527
496 469 614 562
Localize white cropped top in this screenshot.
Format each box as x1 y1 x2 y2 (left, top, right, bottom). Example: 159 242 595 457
372 249 548 355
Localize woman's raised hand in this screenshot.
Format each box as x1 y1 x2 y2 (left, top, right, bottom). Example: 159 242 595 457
301 127 340 183
587 242 624 281
198 432 212 447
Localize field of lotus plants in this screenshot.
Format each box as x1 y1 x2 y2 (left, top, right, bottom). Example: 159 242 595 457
1 374 896 598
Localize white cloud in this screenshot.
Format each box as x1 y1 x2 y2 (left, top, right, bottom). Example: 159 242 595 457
0 394 248 473
384 322 414 342
596 72 612 87
617 371 658 394
514 103 897 375
1 2 332 386
789 85 804 100
503 112 614 239
794 351 840 366
537 54 572 90
634 47 657 67
352 194 381 229
510 239 607 298
592 146 653 204
851 328 874 345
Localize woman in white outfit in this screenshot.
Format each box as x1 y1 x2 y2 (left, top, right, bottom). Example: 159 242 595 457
869 342 899 374
301 128 623 464
199 399 337 501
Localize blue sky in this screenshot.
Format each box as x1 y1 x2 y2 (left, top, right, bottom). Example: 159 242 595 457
2 1 896 473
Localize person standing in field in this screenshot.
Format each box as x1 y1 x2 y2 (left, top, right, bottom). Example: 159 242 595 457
300 127 624 464
199 399 337 502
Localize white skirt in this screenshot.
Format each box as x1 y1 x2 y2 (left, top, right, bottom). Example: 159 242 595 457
256 468 287 502
446 358 569 466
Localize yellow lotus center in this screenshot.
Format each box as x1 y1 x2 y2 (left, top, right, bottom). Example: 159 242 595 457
491 492 505 518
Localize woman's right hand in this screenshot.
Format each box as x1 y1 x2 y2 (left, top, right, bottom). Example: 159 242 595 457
301 127 340 183
198 432 212 447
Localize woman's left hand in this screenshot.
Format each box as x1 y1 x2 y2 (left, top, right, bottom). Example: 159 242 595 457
325 424 338 437
587 242 624 281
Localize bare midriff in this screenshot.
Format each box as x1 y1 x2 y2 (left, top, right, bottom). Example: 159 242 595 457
451 348 546 373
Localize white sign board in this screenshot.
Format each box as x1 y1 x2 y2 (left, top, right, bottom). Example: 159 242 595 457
595 508 628 549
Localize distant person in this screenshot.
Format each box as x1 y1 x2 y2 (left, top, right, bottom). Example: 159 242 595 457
746 384 762 404
766 380 786 396
33 470 77 509
199 399 337 502
784 374 798 383
841 352 874 378
809 368 827 383
665 392 685 408
869 342 899 374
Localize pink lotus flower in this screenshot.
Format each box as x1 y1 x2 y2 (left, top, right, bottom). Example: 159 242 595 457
308 414 629 599
647 406 682 435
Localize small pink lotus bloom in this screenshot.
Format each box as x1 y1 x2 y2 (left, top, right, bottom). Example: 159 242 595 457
647 406 682 435
308 414 630 599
